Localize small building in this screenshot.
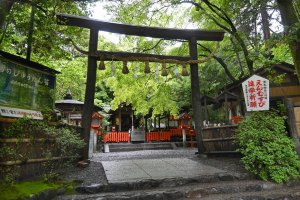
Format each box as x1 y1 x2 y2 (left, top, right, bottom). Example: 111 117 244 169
178 112 192 129
55 89 84 126
217 63 300 121
109 103 134 132
55 90 101 127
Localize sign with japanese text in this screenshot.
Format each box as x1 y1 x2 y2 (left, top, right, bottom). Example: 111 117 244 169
0 106 43 119
0 57 56 112
242 75 269 111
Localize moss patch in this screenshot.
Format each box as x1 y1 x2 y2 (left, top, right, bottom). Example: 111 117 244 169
0 180 60 200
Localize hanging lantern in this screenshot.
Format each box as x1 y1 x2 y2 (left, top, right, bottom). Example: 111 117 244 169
98 60 105 70
161 62 168 76
144 61 150 74
122 60 129 74
181 63 189 76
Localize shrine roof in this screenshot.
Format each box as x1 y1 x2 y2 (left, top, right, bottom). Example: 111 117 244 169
0 50 60 75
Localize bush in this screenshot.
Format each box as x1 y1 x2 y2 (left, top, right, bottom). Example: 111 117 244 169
0 117 85 184
235 111 300 183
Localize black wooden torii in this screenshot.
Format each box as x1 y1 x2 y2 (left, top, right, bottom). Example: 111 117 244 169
56 13 225 159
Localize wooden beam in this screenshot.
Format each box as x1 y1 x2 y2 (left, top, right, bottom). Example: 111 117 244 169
202 137 235 142
57 13 225 41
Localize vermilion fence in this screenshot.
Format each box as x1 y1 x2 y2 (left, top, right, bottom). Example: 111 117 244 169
103 132 130 143
145 131 172 142
146 129 195 142
103 129 195 143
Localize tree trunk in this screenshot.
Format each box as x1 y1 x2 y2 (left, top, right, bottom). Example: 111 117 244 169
277 0 300 81
260 3 271 41
0 0 15 28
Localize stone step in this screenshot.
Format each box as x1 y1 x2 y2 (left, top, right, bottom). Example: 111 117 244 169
56 179 300 200
193 185 300 200
108 143 174 152
74 172 250 194
185 180 300 199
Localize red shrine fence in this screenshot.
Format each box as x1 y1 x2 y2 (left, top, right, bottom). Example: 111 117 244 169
101 125 238 153
102 128 196 143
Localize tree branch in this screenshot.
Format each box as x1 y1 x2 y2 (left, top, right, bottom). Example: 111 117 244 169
198 43 236 82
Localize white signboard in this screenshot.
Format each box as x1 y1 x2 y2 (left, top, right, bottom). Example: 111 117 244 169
242 75 269 111
0 106 43 119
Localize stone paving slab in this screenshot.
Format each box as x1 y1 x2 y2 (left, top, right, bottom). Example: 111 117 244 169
101 157 225 183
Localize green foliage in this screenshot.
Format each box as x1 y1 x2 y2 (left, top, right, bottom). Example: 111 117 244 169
55 127 85 158
235 111 300 183
1 0 297 122
0 117 85 184
0 179 69 200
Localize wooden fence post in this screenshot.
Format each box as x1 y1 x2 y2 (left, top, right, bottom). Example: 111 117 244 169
285 100 300 156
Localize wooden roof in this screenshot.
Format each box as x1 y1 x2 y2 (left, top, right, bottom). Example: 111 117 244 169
178 112 191 120
0 50 60 75
200 95 217 105
220 62 295 92
216 91 239 102
56 13 225 41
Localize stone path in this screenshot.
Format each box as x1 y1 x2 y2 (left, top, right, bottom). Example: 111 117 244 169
57 149 300 199
102 158 225 183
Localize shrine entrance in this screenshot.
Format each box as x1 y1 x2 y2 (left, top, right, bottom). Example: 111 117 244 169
57 13 225 159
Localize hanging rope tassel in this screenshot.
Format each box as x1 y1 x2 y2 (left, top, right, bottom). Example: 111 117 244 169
122 60 129 74
111 61 115 77
181 63 189 76
155 63 159 80
144 61 150 74
161 63 168 76
134 66 139 79
173 64 179 79
98 60 105 70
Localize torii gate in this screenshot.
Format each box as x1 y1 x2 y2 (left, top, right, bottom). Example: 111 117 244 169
57 13 225 159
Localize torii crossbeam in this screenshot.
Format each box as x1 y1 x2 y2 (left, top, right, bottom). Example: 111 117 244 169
56 13 225 159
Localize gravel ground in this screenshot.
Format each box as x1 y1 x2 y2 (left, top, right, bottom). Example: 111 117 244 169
62 148 249 186
92 148 198 161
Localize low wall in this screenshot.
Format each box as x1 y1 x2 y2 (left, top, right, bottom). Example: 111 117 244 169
0 119 83 181
202 125 238 153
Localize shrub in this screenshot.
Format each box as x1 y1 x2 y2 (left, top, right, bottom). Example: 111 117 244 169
0 117 85 184
235 111 300 183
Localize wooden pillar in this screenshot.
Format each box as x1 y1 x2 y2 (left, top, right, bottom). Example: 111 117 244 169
167 114 170 129
182 128 186 148
189 37 205 154
154 116 156 131
204 98 208 122
131 109 134 131
145 117 148 132
82 28 98 160
225 92 228 123
285 100 300 156
158 115 161 131
119 108 122 132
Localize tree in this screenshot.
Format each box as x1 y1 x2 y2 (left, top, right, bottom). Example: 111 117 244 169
277 0 300 80
0 0 15 28
0 0 97 100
